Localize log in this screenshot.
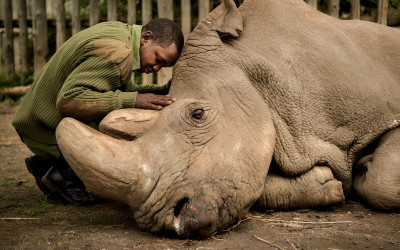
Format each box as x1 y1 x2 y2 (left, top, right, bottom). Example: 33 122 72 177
2 85 31 97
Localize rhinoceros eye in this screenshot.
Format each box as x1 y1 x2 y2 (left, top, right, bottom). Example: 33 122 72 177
191 108 204 120
182 102 217 128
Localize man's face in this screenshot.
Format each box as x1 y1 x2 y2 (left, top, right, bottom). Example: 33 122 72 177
138 32 179 74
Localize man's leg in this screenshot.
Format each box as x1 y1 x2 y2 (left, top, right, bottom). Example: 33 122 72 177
20 134 59 195
19 133 102 206
41 155 103 206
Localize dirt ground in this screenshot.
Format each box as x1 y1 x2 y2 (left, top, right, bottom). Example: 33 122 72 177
1 104 399 250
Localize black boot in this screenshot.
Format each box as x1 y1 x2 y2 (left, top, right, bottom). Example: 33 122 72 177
41 156 103 206
25 155 56 195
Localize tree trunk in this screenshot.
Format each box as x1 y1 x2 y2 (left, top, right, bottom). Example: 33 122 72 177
181 0 191 40
33 0 47 76
377 0 389 25
156 0 173 85
3 0 15 79
90 0 99 26
18 0 28 73
72 0 80 35
127 0 136 25
305 0 318 9
108 0 117 21
55 0 66 50
351 0 360 20
141 0 153 85
328 0 340 19
199 0 210 20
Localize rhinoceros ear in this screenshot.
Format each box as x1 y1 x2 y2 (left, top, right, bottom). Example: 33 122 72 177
208 0 243 39
217 0 243 38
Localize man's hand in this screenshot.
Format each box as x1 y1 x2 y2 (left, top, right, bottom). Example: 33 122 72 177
135 93 176 110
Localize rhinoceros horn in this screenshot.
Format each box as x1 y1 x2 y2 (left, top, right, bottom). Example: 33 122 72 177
56 109 160 208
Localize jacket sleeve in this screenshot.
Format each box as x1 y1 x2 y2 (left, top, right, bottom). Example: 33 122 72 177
56 56 138 121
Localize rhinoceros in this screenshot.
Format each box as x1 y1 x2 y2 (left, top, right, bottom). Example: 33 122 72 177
56 0 400 238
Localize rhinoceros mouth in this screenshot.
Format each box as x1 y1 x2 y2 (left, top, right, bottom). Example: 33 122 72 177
170 196 219 238
149 179 251 238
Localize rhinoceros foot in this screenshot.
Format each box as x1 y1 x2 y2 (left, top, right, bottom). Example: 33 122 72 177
257 166 345 210
353 128 400 211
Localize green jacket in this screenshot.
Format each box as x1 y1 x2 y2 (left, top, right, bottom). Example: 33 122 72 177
12 21 167 144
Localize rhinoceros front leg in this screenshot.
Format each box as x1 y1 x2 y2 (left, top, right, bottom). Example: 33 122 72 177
256 166 345 210
353 127 400 210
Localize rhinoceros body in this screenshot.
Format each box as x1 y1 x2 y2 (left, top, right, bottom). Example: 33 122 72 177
56 0 400 238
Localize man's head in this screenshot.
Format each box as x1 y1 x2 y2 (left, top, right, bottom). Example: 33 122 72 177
138 18 184 74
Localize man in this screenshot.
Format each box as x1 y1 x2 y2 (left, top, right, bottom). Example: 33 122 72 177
12 18 184 206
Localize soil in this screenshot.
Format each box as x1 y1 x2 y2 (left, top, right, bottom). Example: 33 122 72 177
1 104 399 250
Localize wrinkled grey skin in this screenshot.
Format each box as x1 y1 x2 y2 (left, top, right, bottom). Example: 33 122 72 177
56 0 400 238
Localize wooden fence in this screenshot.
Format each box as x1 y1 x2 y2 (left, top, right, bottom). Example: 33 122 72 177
0 0 391 86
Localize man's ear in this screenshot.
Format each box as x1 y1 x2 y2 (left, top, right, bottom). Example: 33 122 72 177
141 31 153 44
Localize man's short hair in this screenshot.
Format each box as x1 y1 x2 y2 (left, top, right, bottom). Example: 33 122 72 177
142 18 184 54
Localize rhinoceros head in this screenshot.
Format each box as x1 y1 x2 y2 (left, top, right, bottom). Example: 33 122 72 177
56 0 276 238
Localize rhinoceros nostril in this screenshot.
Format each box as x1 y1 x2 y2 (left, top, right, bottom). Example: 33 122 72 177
172 197 215 238
174 197 189 217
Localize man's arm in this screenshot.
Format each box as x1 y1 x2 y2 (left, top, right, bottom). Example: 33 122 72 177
56 57 136 121
127 79 175 110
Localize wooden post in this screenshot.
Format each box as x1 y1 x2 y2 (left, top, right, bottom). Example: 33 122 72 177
199 0 210 20
18 0 29 73
108 0 117 21
127 0 137 87
33 0 47 76
127 0 137 25
351 0 360 20
156 0 173 85
377 0 389 25
181 0 191 40
3 0 15 78
90 0 99 26
55 0 66 50
72 0 80 35
142 0 153 85
0 35 2 76
328 0 340 19
305 0 318 9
